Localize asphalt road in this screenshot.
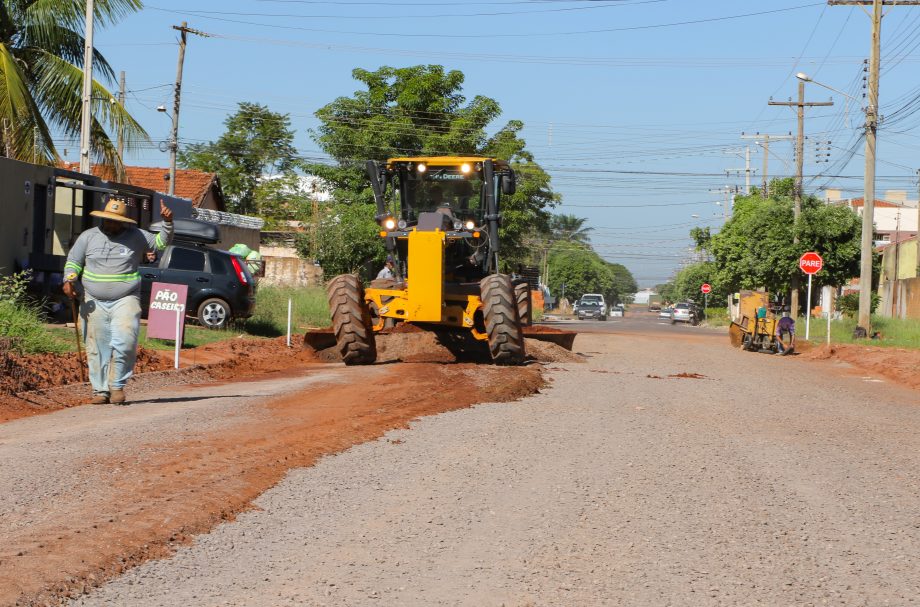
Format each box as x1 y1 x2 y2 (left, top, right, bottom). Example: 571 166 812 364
64 327 920 607
546 309 722 336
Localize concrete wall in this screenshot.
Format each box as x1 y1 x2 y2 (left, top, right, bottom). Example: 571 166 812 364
260 245 323 287
879 238 918 284
874 207 919 234
0 159 56 275
218 226 261 252
878 277 920 320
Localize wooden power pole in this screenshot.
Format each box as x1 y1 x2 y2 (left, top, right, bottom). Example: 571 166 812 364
828 0 920 332
116 70 126 179
78 0 96 174
769 84 833 320
168 23 209 196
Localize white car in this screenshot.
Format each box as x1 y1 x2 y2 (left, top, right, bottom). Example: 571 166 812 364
579 294 607 316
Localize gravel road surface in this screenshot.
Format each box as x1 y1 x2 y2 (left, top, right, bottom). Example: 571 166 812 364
69 329 920 606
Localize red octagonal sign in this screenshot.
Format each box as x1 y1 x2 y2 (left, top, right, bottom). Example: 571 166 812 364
799 251 823 275
701 283 712 294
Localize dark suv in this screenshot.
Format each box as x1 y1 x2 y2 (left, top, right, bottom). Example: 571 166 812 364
140 242 255 330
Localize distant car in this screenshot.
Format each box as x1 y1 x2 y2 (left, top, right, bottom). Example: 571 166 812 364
577 301 607 321
139 220 256 330
611 304 625 317
670 302 699 326
658 307 673 320
579 293 607 316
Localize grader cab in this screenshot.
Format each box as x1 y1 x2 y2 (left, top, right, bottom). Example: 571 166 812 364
326 156 530 365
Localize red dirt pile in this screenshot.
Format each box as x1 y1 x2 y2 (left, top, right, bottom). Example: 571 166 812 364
0 347 170 396
0 336 320 423
803 343 920 391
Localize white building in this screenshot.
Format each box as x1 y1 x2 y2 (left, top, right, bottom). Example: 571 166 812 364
633 288 657 305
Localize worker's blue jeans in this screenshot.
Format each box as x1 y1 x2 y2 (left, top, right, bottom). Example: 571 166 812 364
80 294 142 395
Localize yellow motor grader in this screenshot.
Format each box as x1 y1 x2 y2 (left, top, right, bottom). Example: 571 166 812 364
326 156 531 365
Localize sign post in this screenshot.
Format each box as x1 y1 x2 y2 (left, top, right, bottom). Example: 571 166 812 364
798 252 823 340
700 283 712 316
147 282 189 368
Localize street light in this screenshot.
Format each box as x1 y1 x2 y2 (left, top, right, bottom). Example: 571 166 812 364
797 71 875 332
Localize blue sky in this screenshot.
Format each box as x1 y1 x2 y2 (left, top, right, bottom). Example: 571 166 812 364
74 0 920 285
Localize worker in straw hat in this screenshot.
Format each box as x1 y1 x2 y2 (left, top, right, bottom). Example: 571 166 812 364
62 198 174 405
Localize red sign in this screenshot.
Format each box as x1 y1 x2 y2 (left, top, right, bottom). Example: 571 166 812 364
799 252 824 275
147 282 188 341
701 283 712 294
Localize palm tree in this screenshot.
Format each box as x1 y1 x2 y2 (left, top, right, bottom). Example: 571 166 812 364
550 213 593 244
0 0 147 171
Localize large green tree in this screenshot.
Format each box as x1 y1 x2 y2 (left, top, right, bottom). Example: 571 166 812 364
607 262 638 304
709 179 861 293
0 0 147 169
307 65 557 271
546 243 640 305
179 102 300 217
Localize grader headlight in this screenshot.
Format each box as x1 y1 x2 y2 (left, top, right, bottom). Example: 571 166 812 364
383 217 396 231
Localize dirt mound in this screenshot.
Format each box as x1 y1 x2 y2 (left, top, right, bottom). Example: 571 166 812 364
314 330 583 365
0 346 171 396
0 336 322 423
802 342 920 391
524 338 584 363
522 325 567 334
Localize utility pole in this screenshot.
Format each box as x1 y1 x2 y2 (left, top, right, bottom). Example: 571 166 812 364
769 84 833 319
828 0 920 331
916 169 920 278
744 146 751 195
709 185 739 220
725 147 756 196
168 22 210 196
117 71 126 161
79 0 96 174
741 132 794 197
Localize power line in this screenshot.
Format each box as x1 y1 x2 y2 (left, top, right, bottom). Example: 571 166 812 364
146 3 824 39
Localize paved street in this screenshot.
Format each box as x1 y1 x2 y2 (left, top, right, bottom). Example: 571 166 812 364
55 327 920 607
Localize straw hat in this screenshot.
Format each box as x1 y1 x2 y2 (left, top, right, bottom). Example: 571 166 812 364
90 198 137 224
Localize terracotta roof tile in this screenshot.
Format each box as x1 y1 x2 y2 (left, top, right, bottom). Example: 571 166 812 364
848 197 901 208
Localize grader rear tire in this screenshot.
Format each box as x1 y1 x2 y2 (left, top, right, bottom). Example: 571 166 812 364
514 282 533 327
327 274 377 365
481 274 526 365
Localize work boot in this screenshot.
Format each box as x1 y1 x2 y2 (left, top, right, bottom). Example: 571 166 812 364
110 389 127 405
89 394 109 405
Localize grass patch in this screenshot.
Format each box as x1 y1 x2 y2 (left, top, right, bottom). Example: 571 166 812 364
702 307 730 327
802 315 920 349
240 286 329 337
0 300 69 355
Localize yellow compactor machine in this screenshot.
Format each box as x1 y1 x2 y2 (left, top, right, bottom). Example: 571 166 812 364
326 157 530 365
728 290 791 354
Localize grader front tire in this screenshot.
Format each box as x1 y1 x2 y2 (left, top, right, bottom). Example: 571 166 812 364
327 274 377 365
481 274 526 365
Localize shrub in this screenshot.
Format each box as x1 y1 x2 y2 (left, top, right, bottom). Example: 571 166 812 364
838 292 880 318
0 300 67 355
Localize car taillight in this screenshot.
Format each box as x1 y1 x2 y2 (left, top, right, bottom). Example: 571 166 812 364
231 255 249 285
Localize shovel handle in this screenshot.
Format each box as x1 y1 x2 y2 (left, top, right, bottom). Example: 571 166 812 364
70 299 87 383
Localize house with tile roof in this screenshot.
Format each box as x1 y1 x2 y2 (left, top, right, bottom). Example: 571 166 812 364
60 163 227 212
